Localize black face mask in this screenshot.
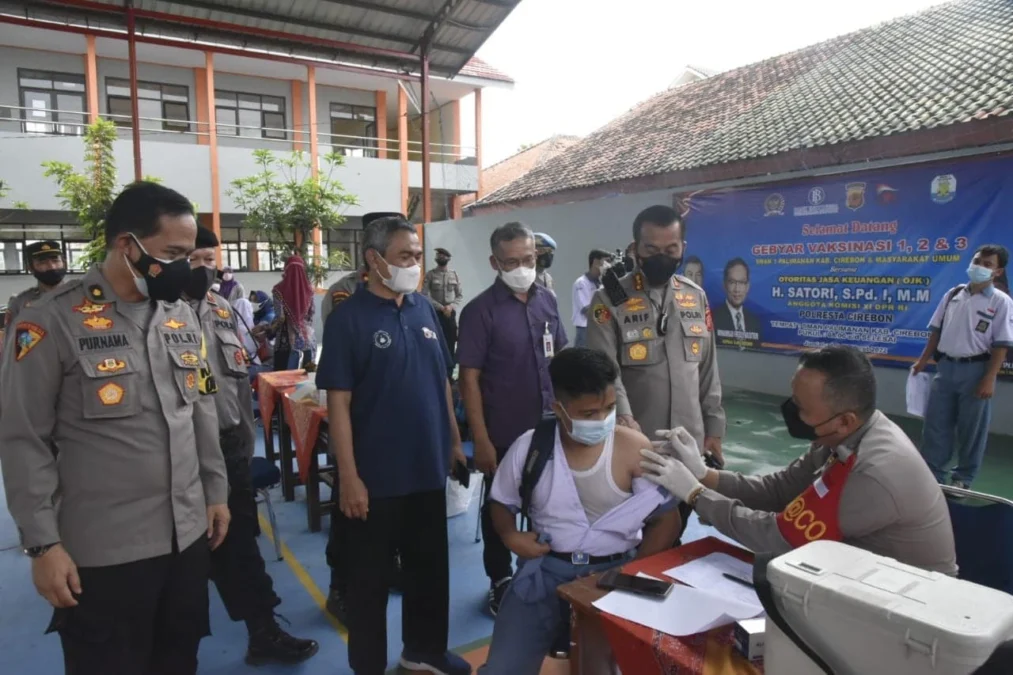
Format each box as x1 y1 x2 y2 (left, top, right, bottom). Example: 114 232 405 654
436 257 450 267
128 235 192 303
185 266 216 301
34 268 67 287
538 252 554 269
639 254 682 286
780 398 843 441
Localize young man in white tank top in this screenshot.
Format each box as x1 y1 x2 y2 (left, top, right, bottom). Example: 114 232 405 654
480 348 681 675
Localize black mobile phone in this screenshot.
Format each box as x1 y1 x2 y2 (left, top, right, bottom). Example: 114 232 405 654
597 568 673 599
452 460 470 489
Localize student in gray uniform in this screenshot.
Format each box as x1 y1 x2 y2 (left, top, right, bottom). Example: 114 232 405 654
914 244 1013 489
0 181 231 675
5 239 68 329
641 345 958 575
185 227 319 665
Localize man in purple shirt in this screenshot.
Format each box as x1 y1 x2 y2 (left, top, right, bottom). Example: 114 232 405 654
458 221 568 615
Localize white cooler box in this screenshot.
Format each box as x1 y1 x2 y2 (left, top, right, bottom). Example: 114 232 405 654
764 540 1013 675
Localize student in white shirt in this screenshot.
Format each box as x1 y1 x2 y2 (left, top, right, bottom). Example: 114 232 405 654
571 250 611 347
479 347 680 675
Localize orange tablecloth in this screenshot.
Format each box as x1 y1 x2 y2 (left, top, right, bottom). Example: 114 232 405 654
282 393 327 482
576 538 763 675
256 370 306 433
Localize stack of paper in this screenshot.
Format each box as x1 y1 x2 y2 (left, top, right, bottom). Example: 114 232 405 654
592 553 764 637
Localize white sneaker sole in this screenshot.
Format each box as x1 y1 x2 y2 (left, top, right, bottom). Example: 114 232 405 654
398 657 452 674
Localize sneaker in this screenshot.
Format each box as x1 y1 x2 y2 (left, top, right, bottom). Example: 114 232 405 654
399 650 471 675
487 577 511 617
245 625 319 665
325 587 349 625
952 480 970 490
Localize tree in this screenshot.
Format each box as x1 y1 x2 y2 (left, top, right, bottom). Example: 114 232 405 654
0 179 29 223
41 119 161 267
228 149 359 287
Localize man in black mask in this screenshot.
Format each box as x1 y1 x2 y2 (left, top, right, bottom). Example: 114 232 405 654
586 204 726 465
185 227 319 666
5 240 68 332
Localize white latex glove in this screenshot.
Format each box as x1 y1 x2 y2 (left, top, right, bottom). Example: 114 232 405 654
653 427 708 480
639 448 703 502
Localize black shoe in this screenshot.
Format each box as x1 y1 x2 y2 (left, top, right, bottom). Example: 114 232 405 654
488 577 512 617
245 625 319 665
326 588 349 625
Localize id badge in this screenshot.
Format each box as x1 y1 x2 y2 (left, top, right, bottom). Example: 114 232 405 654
543 332 555 358
571 551 589 565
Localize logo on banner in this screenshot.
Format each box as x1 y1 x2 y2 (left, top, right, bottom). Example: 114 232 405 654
763 193 785 216
845 182 866 211
876 184 899 205
793 186 839 216
931 174 956 204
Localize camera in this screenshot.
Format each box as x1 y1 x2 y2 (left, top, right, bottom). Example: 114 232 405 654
606 248 630 278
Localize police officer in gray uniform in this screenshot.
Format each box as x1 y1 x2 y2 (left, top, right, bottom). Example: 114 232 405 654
586 205 726 463
0 182 230 675
422 247 463 360
5 240 68 330
322 266 368 325
185 227 319 665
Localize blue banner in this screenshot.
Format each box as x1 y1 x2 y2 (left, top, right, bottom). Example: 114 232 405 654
682 154 1013 376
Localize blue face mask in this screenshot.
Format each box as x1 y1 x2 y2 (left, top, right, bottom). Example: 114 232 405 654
560 407 616 446
967 264 994 285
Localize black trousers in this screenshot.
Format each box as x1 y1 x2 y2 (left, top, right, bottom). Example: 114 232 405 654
210 427 281 625
48 537 211 675
341 489 449 675
481 445 513 584
436 309 458 364
326 498 348 592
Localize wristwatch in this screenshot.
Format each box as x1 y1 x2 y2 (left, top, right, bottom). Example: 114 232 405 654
686 486 706 508
24 543 58 558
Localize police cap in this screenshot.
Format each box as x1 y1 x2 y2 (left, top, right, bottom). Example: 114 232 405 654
25 240 63 259
435 247 451 257
362 212 406 228
194 226 219 249
534 232 557 250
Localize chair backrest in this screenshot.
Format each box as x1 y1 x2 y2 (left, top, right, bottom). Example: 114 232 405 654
942 485 1013 594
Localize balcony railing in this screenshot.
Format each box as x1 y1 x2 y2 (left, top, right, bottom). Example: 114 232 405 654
0 104 476 164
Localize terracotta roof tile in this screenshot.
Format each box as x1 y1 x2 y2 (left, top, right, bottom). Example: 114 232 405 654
459 57 514 83
476 0 1013 207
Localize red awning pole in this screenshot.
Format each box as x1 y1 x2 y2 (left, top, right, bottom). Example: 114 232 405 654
126 3 142 181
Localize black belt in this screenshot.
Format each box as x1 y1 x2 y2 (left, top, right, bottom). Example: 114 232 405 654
548 550 626 566
939 352 990 363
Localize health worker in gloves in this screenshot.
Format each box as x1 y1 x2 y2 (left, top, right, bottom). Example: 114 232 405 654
640 345 958 575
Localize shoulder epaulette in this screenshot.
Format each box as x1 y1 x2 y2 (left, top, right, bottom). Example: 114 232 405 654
674 274 704 293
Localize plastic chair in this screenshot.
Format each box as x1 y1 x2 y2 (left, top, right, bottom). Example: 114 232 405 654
251 456 283 562
941 484 1013 594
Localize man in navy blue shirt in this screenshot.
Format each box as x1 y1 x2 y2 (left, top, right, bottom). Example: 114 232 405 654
316 215 469 675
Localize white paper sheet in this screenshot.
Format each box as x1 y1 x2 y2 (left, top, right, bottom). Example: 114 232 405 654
663 552 762 613
906 371 932 418
592 572 762 637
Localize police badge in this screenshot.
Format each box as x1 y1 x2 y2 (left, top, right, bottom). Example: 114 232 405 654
845 182 866 211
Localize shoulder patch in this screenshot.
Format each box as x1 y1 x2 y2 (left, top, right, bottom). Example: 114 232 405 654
14 322 46 361
675 274 703 293
592 303 612 325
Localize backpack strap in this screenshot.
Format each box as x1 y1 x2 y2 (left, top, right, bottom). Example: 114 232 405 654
519 415 557 530
934 284 966 361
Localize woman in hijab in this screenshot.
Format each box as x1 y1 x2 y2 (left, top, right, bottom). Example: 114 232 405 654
265 255 317 372
218 266 246 304
251 290 276 325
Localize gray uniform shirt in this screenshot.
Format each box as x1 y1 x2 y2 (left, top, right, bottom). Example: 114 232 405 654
586 271 725 447
0 267 228 568
193 292 256 457
6 285 45 328
695 411 958 575
536 269 554 293
320 272 365 325
422 267 463 308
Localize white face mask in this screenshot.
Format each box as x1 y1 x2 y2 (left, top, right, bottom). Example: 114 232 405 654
500 264 537 293
379 258 421 294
